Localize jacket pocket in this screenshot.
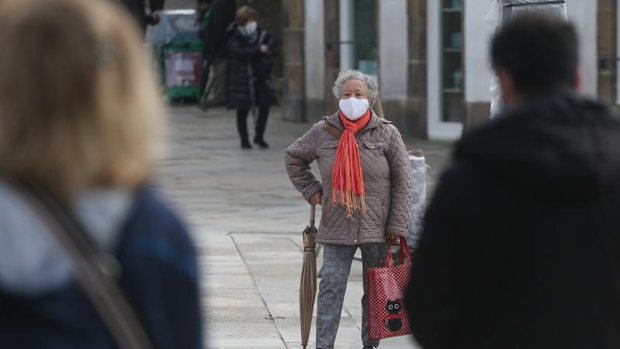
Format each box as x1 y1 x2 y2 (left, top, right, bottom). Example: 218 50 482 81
318 141 338 157
321 142 338 149
362 141 386 155
362 141 386 150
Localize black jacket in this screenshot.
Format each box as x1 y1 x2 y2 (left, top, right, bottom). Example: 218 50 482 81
118 0 164 32
203 0 236 59
406 94 620 349
226 25 277 110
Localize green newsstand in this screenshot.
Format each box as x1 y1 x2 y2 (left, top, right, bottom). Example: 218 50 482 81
151 10 204 103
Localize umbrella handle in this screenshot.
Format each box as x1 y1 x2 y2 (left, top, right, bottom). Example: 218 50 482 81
309 204 316 228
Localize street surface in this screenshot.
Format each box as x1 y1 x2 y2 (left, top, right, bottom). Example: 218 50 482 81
155 105 451 348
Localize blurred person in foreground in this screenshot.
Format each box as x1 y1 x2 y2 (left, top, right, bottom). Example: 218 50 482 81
0 0 203 348
406 15 620 349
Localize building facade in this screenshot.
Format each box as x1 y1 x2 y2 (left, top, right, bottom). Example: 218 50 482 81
278 0 616 140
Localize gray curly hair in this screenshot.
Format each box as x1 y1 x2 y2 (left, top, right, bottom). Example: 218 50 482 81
332 70 379 107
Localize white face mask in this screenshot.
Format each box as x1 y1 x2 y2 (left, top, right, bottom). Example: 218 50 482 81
339 97 370 121
245 21 257 35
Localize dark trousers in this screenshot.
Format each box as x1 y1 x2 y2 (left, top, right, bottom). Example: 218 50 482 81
199 59 210 98
236 80 271 143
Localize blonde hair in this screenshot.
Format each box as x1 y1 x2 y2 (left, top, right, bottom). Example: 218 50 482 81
0 0 163 200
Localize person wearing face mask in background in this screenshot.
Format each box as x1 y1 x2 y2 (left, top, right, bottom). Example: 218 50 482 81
226 6 278 149
285 70 413 349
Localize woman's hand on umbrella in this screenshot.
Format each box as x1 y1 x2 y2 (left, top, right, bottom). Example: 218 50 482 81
310 193 322 205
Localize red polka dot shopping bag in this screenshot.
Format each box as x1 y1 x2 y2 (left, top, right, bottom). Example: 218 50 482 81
367 237 412 340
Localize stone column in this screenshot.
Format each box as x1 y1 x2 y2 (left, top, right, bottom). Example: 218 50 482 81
378 0 409 132
304 0 326 123
598 0 617 105
406 0 428 139
324 0 340 116
282 0 305 122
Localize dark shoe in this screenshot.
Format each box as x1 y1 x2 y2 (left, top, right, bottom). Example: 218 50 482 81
198 98 208 111
253 138 269 149
363 346 378 349
241 141 252 149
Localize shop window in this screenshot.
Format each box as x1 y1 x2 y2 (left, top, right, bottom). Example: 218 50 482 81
353 0 377 76
340 0 377 76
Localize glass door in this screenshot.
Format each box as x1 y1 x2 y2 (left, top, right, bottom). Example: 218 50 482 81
353 0 377 76
427 0 463 140
340 0 377 76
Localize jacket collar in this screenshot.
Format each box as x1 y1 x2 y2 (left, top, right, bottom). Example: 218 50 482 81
325 110 384 133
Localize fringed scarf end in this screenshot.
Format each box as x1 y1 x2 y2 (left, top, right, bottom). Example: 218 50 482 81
332 190 367 219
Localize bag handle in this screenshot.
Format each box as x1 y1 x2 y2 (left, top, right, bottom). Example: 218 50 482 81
381 237 412 268
9 179 154 349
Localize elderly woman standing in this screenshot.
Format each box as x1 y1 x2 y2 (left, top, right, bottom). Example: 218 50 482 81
285 70 413 349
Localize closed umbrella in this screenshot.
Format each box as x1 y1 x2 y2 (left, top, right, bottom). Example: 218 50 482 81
300 204 318 348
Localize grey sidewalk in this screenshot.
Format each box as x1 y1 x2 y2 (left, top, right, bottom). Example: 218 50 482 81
155 106 451 349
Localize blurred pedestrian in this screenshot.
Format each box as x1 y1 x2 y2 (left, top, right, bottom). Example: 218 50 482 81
406 15 620 349
286 70 413 349
200 0 236 107
197 0 212 103
118 0 165 36
227 6 277 149
0 0 203 348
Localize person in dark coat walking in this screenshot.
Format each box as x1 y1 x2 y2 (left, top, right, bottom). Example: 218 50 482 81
118 0 165 35
406 15 620 349
227 6 277 149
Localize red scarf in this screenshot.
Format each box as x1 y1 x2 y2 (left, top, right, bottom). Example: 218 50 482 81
332 110 372 219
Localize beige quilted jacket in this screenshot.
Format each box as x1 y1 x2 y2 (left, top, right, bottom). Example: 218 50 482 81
285 111 413 245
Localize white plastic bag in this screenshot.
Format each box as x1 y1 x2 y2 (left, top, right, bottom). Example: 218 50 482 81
407 154 427 249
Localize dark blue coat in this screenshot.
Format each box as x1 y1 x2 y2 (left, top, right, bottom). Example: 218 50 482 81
0 187 203 349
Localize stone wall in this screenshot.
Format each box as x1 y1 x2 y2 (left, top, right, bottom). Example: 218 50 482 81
281 0 305 122
598 0 617 105
406 0 427 139
323 0 341 118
